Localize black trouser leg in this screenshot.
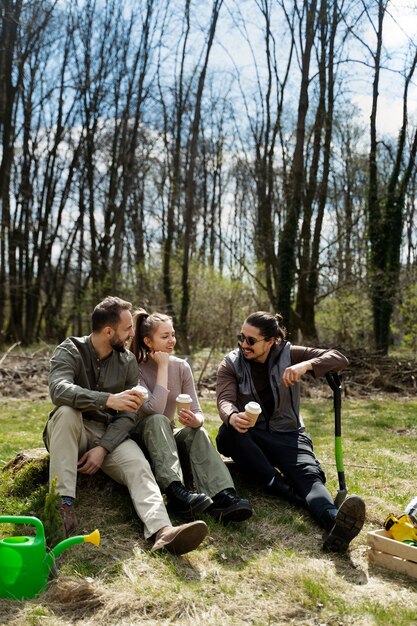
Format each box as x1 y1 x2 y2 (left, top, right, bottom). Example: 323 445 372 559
254 429 337 527
217 424 337 528
216 424 276 484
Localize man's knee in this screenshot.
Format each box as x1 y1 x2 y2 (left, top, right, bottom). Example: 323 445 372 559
216 424 230 455
47 406 83 438
52 405 82 422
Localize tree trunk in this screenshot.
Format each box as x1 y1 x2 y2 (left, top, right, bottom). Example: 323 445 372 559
179 0 223 351
276 0 317 331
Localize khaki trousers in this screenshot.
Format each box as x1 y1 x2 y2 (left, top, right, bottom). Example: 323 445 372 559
134 414 234 496
44 406 171 539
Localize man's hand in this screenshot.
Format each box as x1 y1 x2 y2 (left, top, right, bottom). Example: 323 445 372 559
229 412 253 433
77 446 108 475
282 361 313 387
106 389 144 412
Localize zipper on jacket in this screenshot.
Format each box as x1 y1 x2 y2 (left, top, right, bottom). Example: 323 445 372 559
289 386 301 429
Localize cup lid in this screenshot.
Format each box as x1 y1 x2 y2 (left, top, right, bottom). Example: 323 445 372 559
176 393 192 403
245 401 261 413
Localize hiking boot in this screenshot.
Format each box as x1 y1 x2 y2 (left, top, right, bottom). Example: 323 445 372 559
208 488 253 524
165 481 213 520
151 520 208 555
59 504 78 537
265 472 306 508
323 495 366 553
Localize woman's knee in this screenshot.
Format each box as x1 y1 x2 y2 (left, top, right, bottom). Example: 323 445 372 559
189 426 210 443
142 413 171 432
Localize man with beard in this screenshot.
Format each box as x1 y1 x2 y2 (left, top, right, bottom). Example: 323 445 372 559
43 296 208 555
215 311 365 553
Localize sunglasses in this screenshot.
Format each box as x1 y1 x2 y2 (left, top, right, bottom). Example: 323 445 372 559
237 333 267 346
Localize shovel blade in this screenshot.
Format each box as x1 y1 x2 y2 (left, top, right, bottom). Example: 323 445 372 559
334 488 348 508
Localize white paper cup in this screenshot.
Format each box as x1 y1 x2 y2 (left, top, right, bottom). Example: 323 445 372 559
244 401 261 427
133 385 148 400
176 393 192 414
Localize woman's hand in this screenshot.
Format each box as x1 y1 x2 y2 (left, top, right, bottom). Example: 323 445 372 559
178 408 203 428
150 350 170 367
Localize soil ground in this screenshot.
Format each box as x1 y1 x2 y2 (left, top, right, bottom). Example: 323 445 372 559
0 345 416 401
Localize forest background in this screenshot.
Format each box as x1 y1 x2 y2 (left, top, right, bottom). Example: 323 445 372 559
1 0 417 357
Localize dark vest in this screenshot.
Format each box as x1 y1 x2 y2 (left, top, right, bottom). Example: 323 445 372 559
224 341 304 432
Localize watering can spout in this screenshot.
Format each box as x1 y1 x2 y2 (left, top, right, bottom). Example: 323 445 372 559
50 529 100 560
85 528 100 547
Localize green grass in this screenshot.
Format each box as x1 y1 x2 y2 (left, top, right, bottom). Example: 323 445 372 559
1 396 417 625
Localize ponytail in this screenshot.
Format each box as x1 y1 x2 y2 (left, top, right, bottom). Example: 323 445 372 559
131 309 173 363
245 311 286 342
131 308 150 363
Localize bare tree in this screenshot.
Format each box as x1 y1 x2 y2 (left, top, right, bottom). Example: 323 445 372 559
0 0 24 343
364 0 417 352
179 0 224 351
295 0 343 340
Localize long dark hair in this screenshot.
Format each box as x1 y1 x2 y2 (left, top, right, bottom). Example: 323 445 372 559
131 308 173 363
245 311 286 342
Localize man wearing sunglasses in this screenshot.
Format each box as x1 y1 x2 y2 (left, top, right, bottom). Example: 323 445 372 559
215 311 365 553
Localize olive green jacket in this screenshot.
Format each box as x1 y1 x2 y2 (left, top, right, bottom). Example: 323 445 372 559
46 335 140 452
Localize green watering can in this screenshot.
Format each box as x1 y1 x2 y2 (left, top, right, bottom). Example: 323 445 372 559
0 515 100 600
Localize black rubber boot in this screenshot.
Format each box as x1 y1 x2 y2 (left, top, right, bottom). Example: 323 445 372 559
165 481 213 520
265 472 306 508
322 495 366 553
208 488 253 524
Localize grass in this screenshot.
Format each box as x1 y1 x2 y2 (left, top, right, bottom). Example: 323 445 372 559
0 396 417 625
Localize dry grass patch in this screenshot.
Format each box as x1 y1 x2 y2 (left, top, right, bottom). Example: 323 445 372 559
1 398 417 625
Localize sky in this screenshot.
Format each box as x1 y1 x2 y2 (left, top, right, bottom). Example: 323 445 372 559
206 0 417 139
354 1 417 136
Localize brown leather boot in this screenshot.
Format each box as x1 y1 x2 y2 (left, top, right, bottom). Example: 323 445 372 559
59 504 78 537
151 520 208 555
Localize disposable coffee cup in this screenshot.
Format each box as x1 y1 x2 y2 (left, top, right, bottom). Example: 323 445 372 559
244 401 261 427
176 393 192 414
133 385 148 400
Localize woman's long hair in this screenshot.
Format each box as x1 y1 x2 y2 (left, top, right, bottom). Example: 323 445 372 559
131 308 172 363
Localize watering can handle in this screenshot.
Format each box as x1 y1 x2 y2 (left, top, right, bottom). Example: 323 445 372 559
0 516 45 540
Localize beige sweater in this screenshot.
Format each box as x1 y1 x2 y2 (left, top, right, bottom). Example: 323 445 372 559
138 356 203 424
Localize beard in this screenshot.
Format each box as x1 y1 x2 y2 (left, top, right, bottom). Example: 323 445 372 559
110 335 126 353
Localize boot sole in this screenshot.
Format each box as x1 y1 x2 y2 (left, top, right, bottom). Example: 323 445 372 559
154 520 208 555
323 495 366 553
210 503 254 525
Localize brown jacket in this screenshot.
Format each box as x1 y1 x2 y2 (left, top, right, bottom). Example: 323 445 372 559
216 342 348 432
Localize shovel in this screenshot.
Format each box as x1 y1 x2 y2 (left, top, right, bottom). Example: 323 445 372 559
325 372 348 507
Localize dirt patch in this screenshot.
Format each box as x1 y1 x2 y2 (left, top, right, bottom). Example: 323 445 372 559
0 344 52 400
0 345 416 400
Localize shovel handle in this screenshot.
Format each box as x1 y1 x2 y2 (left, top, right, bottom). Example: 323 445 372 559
325 371 341 394
325 373 347 495
326 372 341 437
